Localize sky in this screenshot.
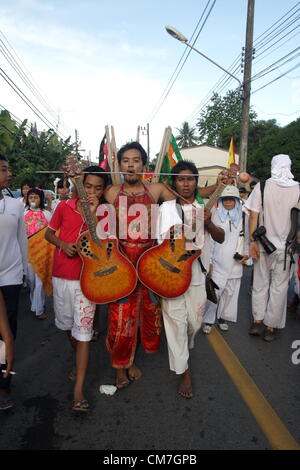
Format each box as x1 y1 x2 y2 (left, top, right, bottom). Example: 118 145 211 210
0 0 299 163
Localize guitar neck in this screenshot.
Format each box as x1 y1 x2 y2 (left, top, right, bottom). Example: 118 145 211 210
74 176 98 242
205 182 227 211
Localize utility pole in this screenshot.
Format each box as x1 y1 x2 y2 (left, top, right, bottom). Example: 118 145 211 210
239 0 255 173
140 123 150 170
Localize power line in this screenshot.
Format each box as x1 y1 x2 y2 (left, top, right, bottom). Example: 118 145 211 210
0 66 67 139
252 104 300 116
252 62 300 94
185 3 300 124
146 0 217 122
0 30 72 136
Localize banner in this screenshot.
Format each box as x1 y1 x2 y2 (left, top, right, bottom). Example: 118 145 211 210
28 227 55 296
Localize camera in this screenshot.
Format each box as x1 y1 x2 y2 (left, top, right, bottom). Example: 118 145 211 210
252 226 277 255
233 252 244 260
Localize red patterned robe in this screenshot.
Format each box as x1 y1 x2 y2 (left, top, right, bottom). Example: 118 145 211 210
106 184 162 368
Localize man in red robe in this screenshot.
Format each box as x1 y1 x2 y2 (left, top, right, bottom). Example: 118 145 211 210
103 142 226 388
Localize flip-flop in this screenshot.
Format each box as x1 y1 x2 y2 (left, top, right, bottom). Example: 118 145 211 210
72 399 90 412
0 395 14 410
178 384 193 399
116 378 130 389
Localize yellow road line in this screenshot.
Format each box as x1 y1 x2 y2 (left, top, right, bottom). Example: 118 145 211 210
206 327 300 450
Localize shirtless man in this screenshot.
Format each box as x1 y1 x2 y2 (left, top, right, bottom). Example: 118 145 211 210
102 141 226 389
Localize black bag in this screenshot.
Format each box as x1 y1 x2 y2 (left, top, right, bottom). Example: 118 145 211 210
198 258 219 304
205 276 220 304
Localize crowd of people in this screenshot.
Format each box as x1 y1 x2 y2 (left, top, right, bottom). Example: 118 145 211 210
0 146 299 412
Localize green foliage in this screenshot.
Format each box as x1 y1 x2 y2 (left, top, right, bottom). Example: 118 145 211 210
248 118 300 180
195 89 300 179
196 89 257 148
0 110 75 189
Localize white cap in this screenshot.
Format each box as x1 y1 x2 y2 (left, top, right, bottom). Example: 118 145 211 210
219 185 242 200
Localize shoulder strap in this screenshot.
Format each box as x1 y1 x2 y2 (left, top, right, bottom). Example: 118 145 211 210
260 181 266 226
260 181 266 209
197 257 207 274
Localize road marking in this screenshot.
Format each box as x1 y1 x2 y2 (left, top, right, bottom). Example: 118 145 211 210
206 327 300 450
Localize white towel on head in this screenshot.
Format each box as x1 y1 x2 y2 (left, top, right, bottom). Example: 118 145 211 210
268 154 298 187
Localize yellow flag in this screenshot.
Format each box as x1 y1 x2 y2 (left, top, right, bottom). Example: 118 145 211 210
227 137 235 168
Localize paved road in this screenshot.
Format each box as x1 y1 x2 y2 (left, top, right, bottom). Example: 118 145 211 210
1 266 300 451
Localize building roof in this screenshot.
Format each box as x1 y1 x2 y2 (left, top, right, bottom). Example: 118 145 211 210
180 144 239 170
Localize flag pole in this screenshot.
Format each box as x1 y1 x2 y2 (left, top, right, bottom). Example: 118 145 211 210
152 126 172 183
110 126 121 184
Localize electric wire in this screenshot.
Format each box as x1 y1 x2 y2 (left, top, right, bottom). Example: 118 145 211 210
185 3 300 125
0 30 72 136
0 66 67 139
146 0 217 122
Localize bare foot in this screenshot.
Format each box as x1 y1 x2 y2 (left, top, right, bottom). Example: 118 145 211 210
128 364 142 382
178 369 193 399
116 369 130 389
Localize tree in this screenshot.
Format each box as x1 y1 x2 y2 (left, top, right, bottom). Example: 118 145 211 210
196 89 257 148
175 121 198 148
248 118 300 180
0 110 74 189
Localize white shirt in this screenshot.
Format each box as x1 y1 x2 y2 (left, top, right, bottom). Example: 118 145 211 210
245 181 299 251
0 196 28 286
210 207 249 287
157 199 207 286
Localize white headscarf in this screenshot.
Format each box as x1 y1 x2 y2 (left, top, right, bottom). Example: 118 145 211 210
268 154 298 187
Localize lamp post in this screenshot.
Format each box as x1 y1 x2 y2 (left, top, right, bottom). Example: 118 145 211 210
165 25 252 174
165 26 242 88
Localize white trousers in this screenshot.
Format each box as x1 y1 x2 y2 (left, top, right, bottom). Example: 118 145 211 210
27 262 45 316
252 251 291 329
203 278 241 325
162 284 206 375
52 277 96 342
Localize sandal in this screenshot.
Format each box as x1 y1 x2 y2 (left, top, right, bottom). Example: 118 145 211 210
116 378 130 389
0 395 14 410
72 399 90 412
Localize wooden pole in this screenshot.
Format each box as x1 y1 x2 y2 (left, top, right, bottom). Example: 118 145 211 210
110 126 121 184
239 0 255 173
152 126 172 183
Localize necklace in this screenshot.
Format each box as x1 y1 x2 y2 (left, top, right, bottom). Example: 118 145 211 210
0 197 5 214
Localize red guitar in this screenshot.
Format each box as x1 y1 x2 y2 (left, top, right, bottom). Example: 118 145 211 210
65 155 137 304
136 167 238 298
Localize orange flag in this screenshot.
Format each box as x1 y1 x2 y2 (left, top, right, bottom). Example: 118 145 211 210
28 227 55 296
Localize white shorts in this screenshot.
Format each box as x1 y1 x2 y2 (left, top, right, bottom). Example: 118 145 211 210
52 277 96 342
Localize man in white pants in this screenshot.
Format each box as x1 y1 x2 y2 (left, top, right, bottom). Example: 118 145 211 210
245 154 299 342
157 161 224 398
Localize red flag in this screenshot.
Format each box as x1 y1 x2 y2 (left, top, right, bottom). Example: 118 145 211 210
99 134 109 170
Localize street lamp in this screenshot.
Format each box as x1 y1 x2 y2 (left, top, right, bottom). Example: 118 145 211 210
165 26 242 88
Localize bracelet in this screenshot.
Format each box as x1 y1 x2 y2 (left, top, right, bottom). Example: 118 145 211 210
59 241 64 253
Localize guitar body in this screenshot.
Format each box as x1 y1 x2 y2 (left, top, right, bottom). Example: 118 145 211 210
137 225 201 298
77 230 137 304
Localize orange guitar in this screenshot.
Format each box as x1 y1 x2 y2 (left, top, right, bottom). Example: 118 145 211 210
65 155 137 304
136 166 239 298
137 223 201 298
